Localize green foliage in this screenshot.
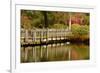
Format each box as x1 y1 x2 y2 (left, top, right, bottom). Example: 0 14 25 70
21 10 69 29
71 24 89 35
84 14 90 25
31 11 44 28
51 24 68 29
47 12 55 26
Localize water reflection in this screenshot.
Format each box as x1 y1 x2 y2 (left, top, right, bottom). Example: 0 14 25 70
21 43 89 63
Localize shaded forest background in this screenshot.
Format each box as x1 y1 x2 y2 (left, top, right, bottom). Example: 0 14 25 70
21 10 89 29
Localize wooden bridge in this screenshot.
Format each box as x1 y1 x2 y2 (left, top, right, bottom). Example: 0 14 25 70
21 29 72 46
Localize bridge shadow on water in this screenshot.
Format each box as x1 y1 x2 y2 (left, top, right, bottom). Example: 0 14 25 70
21 38 89 47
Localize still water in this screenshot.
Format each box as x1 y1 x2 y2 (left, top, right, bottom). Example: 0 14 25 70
21 43 89 63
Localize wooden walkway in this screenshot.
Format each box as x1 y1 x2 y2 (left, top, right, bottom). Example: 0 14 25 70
21 29 72 45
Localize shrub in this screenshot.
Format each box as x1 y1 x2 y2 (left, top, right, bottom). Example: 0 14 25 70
71 24 89 36
51 24 68 29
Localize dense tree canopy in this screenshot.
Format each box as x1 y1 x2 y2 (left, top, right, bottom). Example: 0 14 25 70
21 10 89 29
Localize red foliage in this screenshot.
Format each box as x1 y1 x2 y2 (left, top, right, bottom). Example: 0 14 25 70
67 13 85 25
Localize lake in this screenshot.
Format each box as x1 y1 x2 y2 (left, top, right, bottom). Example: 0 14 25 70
21 43 89 63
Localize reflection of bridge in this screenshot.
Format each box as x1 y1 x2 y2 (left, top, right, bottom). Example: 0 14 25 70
21 29 72 45
21 44 72 62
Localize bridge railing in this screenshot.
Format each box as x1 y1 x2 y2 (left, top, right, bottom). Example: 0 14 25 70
21 29 72 43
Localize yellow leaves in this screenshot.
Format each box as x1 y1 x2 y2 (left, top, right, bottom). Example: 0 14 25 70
21 15 32 29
